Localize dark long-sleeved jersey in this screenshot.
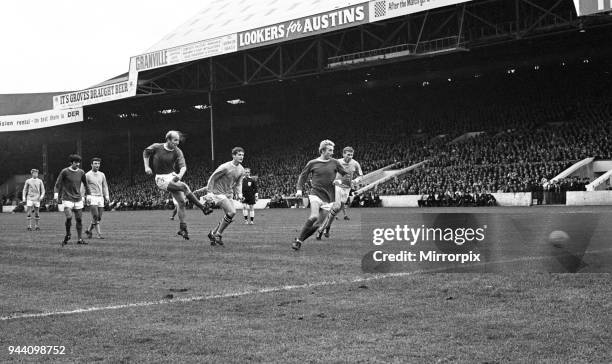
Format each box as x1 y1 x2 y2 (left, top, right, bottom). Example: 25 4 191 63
297 158 347 203
54 167 90 202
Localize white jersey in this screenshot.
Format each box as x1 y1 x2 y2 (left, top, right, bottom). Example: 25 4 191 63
336 158 363 188
85 170 109 199
208 161 245 198
23 178 45 201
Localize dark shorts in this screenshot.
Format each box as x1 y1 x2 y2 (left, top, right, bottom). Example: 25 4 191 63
243 197 256 205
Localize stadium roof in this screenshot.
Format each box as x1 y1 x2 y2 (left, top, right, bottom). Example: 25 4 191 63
0 92 67 116
146 0 365 52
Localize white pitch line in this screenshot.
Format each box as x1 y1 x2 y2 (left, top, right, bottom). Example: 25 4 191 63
2 248 611 321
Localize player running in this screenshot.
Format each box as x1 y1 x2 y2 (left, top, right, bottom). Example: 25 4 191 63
84 157 109 239
292 140 347 251
54 154 91 245
316 146 363 239
241 168 258 225
195 147 245 246
23 168 45 231
143 130 213 240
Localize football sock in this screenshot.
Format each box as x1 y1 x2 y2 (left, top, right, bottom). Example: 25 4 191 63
34 216 39 227
179 222 188 231
76 217 82 238
299 216 318 241
322 208 339 231
27 215 32 227
65 218 72 235
216 214 233 235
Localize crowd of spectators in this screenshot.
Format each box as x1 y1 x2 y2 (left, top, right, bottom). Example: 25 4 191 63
4 62 612 209
81 66 612 208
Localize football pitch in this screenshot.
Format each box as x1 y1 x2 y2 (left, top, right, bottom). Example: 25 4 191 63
0 207 610 362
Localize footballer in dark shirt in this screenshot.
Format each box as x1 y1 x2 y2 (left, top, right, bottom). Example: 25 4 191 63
293 139 347 250
143 130 213 240
54 154 91 245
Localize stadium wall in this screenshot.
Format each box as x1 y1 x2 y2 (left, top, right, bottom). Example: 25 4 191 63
490 192 532 207
566 191 612 206
379 193 533 207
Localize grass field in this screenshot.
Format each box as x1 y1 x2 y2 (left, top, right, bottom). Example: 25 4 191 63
0 207 611 363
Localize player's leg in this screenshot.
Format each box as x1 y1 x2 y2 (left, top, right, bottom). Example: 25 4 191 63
345 193 355 219
62 203 73 245
33 205 41 230
317 201 342 239
318 187 344 239
170 196 178 220
249 204 255 224
315 208 331 240
167 181 211 214
74 208 86 244
242 203 249 224
209 197 235 245
294 197 323 250
342 197 350 220
86 198 98 238
95 206 104 238
25 204 33 230
170 191 189 240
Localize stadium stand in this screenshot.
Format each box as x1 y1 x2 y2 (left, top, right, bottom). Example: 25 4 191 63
2 57 611 209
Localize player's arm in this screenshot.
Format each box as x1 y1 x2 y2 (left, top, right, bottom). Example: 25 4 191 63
296 161 313 197
143 144 155 174
333 160 349 186
22 181 28 202
102 174 110 202
352 161 364 186
175 149 187 180
40 180 45 201
254 178 259 201
53 171 64 201
81 171 91 197
233 173 245 200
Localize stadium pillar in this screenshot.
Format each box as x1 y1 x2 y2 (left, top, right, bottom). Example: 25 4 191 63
209 60 215 169
42 143 48 178
127 129 133 185
76 138 82 157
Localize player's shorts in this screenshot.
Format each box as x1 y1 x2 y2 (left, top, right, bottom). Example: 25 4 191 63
26 199 40 208
202 192 229 206
155 173 176 191
309 194 333 211
62 200 84 210
87 195 105 207
335 186 351 203
243 196 256 206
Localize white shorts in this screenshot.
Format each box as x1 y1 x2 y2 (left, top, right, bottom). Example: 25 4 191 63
335 186 351 203
26 200 40 208
202 192 229 205
63 200 84 210
309 195 333 211
88 195 105 207
155 173 176 191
